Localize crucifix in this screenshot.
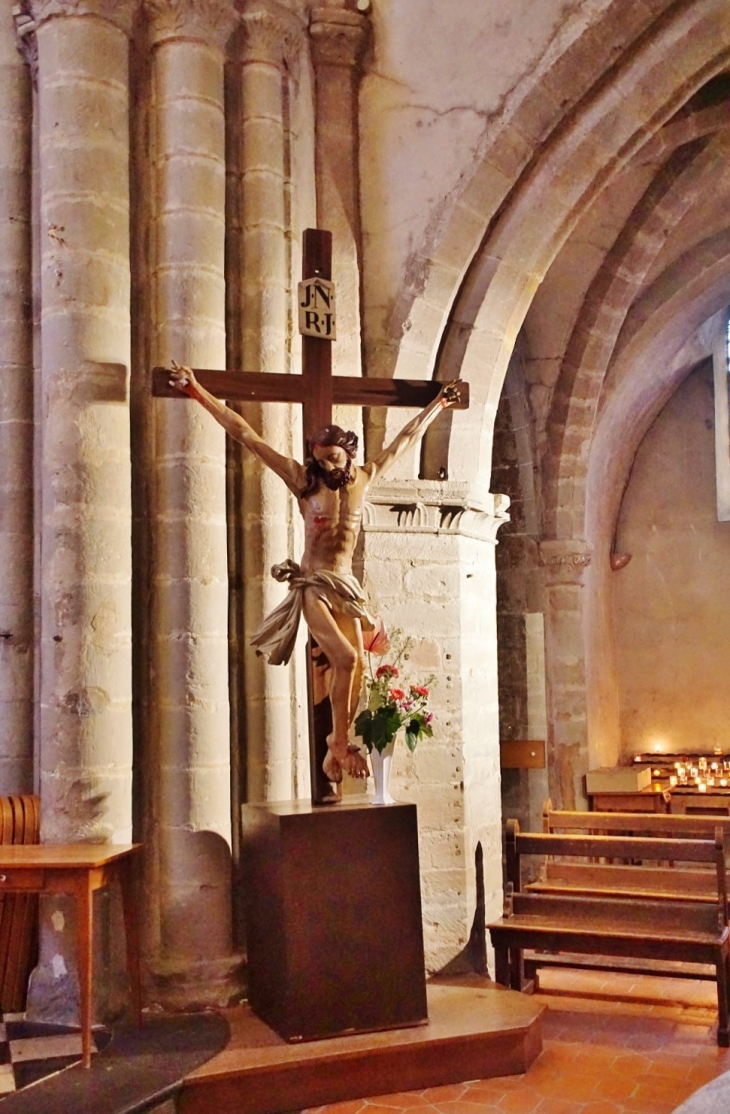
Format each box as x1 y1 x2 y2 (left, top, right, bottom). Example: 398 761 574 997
152 228 468 805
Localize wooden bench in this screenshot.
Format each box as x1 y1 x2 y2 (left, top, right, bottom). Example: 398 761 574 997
487 820 730 1046
543 799 730 837
529 800 730 903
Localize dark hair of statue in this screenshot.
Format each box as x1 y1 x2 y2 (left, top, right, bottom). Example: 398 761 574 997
300 425 358 499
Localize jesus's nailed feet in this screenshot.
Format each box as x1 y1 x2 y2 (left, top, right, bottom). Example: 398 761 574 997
324 738 370 781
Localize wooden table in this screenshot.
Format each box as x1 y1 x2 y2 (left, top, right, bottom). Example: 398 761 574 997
0 843 142 1067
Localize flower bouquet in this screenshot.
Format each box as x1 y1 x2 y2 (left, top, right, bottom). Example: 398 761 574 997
354 635 434 756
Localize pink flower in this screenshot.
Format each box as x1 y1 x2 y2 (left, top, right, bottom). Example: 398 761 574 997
363 615 391 655
376 664 399 680
425 712 433 725
410 684 430 698
389 688 406 701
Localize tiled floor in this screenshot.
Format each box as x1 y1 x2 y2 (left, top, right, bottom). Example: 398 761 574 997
306 970 730 1114
0 1012 108 1095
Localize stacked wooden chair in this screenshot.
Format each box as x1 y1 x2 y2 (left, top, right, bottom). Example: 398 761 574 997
0 796 40 1012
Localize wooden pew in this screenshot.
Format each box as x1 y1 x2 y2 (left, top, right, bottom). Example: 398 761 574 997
531 799 730 902
543 798 730 838
488 820 730 1046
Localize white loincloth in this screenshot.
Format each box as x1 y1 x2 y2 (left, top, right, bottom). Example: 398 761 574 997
250 559 375 667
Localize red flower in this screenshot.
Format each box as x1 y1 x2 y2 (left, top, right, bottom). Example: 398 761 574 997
410 685 430 698
389 688 406 701
376 664 399 679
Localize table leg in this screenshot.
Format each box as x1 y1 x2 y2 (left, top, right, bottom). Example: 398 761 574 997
75 874 94 1069
117 856 142 1025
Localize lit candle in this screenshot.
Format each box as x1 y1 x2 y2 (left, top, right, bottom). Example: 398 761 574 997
669 775 677 787
721 779 728 787
698 782 707 793
691 767 699 778
708 777 716 787
653 769 661 777
712 762 719 772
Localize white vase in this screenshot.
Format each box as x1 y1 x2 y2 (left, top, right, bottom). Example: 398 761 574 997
370 739 396 805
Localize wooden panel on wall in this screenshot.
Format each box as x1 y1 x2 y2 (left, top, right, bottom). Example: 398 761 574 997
500 741 546 769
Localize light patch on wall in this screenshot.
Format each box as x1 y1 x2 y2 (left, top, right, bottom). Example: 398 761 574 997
647 737 671 754
51 954 67 979
51 909 65 933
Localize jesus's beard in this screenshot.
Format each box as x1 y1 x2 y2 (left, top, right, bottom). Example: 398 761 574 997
316 460 352 491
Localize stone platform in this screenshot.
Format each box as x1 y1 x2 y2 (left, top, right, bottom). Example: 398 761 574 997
177 977 544 1114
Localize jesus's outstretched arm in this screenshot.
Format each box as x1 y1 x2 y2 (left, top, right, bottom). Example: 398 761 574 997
361 380 461 487
167 362 305 496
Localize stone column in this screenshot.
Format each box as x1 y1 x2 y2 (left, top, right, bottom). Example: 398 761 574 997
362 480 509 972
309 2 369 434
540 539 592 809
28 0 135 1022
145 0 241 1006
238 0 305 801
0 9 33 793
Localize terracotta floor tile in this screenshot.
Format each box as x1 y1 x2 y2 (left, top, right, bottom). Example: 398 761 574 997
496 1088 543 1113
577 1104 623 1114
590 1076 638 1102
642 1059 693 1082
461 1077 524 1095
432 1101 501 1114
309 971 730 1114
533 1099 583 1114
608 1051 653 1076
620 1095 678 1114
531 1072 606 1103
421 1086 469 1103
687 1062 728 1086
460 1081 511 1099
362 1105 417 1114
368 1095 434 1108
311 1104 366 1114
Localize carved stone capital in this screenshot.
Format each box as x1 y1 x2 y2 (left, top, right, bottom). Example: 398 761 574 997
309 6 369 68
28 0 137 34
363 480 510 545
238 0 303 66
539 539 592 586
144 0 238 48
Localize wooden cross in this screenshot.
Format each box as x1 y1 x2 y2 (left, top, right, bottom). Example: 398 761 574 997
152 228 469 805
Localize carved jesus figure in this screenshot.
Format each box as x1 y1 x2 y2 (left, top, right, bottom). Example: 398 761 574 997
168 362 460 784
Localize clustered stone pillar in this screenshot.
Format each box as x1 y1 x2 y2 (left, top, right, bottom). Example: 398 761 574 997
0 8 33 794
29 0 135 1020
540 539 592 809
145 0 241 1005
362 480 509 971
238 0 305 801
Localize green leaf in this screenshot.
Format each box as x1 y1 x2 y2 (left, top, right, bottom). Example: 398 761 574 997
354 709 373 750
405 728 418 752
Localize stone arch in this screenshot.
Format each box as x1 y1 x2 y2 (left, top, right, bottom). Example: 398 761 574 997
382 0 698 386
545 124 730 542
581 266 730 767
385 0 730 488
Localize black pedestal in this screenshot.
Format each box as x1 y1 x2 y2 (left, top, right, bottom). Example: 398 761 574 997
240 800 428 1042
